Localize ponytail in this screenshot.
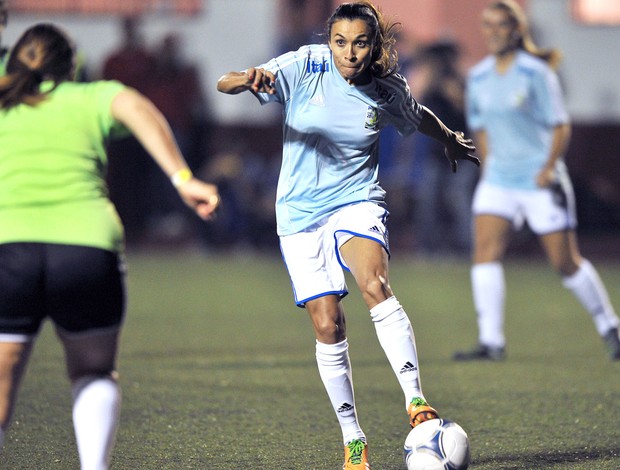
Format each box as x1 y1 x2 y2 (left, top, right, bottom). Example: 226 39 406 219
0 23 75 110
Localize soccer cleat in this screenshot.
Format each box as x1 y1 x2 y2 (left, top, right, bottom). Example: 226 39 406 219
453 344 506 361
408 397 439 428
603 327 620 361
343 439 370 469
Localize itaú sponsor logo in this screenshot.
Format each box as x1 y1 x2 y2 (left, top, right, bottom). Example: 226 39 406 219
307 59 330 73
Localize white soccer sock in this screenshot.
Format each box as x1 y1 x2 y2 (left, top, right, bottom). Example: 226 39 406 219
315 339 365 445
472 262 506 348
562 259 620 336
369 296 424 408
72 375 121 470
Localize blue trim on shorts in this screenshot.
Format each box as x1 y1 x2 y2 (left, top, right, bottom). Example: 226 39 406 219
333 230 390 272
295 290 349 308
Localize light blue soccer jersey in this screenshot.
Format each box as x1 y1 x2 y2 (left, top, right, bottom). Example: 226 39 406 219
254 44 424 236
466 51 569 190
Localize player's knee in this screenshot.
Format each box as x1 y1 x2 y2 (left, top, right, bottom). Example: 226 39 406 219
358 276 391 304
556 260 579 277
312 317 342 342
549 253 580 277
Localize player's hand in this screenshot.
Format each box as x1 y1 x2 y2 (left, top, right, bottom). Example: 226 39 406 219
176 179 220 221
245 67 276 94
535 166 555 187
444 131 479 173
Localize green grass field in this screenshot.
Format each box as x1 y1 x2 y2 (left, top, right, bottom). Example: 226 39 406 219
2 250 619 469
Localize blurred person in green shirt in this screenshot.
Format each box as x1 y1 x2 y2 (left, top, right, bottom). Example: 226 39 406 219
0 23 220 469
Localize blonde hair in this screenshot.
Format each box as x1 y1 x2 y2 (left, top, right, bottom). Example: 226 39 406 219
487 0 562 69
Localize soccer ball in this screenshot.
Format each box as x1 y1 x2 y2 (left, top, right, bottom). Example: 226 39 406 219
403 418 470 470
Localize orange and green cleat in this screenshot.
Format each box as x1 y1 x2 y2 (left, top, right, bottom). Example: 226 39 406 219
343 439 370 469
408 397 439 428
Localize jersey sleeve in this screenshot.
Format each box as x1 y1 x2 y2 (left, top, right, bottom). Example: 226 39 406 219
531 65 569 127
253 45 321 106
465 73 483 132
384 73 424 136
92 80 130 139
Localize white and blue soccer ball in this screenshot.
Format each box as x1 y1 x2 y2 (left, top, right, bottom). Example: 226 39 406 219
404 418 470 470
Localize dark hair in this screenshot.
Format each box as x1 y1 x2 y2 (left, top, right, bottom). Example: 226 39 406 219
0 23 75 109
326 1 400 77
487 0 561 68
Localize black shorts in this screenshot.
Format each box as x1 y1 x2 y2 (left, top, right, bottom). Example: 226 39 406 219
0 243 126 336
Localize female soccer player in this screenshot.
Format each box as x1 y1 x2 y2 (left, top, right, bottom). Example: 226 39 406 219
0 23 219 469
217 2 478 468
453 0 620 361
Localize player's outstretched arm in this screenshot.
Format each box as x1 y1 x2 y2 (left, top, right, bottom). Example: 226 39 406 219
110 88 219 220
217 68 276 95
417 105 479 173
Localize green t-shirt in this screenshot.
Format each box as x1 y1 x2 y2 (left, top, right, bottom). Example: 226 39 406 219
0 80 128 252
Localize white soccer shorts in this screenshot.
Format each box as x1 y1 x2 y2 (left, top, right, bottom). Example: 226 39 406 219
280 202 390 306
472 180 577 234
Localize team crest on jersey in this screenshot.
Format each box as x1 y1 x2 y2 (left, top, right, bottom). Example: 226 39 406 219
364 106 379 130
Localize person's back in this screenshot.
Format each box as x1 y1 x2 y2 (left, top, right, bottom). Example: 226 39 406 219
0 80 127 251
0 23 219 468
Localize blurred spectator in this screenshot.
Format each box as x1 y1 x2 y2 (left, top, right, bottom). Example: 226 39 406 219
377 31 422 244
141 32 211 242
102 16 155 90
196 139 278 253
101 17 158 244
412 41 478 257
277 0 329 54
148 33 209 167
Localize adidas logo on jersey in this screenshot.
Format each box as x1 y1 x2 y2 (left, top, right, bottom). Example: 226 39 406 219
368 225 382 234
310 94 325 107
400 361 418 374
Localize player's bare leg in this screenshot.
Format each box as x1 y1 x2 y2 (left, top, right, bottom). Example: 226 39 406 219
541 230 620 360
306 295 367 463
454 214 511 361
0 339 34 446
340 237 438 427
